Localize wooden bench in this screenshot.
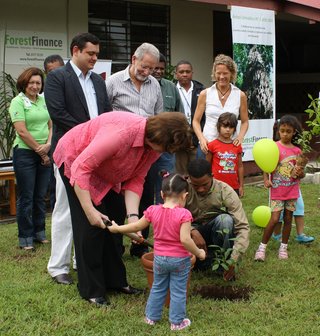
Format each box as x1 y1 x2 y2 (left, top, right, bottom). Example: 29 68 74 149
0 170 16 216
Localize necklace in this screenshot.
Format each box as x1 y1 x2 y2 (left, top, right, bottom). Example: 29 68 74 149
216 84 231 99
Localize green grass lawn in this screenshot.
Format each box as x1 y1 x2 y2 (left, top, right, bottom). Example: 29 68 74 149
0 184 319 336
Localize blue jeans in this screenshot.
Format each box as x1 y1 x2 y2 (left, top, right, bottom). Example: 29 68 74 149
195 214 235 270
13 147 51 247
150 153 175 204
196 144 206 159
145 255 191 324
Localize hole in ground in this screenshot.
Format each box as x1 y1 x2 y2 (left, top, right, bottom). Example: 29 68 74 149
193 284 253 301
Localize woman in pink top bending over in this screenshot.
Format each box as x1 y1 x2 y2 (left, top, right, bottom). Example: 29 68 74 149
53 111 192 307
255 115 305 262
108 173 205 331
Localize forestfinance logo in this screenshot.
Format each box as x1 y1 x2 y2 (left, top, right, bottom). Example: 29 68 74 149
243 136 267 144
3 30 66 64
5 33 64 49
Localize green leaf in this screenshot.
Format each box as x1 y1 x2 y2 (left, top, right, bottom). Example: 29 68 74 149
0 71 18 158
224 249 232 259
221 263 229 271
208 244 222 249
212 263 220 271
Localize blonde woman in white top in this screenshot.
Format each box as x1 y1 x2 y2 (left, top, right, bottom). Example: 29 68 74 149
193 54 248 155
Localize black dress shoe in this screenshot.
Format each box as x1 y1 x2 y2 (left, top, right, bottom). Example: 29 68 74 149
119 285 144 295
52 273 73 285
87 296 110 307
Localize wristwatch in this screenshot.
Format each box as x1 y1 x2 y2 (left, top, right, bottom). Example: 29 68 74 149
126 213 139 219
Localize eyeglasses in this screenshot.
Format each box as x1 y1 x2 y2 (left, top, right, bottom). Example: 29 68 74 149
140 64 155 72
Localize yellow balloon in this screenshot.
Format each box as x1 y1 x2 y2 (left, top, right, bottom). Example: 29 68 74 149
252 138 279 173
252 206 271 228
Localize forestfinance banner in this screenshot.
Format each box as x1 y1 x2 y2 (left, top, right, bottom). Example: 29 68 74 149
1 30 67 65
231 6 275 161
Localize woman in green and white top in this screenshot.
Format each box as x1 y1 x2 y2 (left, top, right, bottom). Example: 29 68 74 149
9 67 52 250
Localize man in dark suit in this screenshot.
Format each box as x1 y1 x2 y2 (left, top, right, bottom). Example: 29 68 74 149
175 60 205 175
45 33 116 303
46 34 142 306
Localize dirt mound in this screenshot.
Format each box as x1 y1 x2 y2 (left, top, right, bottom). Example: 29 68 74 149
194 284 253 301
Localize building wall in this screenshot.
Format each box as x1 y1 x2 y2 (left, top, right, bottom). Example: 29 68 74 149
129 0 215 86
1 0 215 86
0 0 88 78
171 1 214 86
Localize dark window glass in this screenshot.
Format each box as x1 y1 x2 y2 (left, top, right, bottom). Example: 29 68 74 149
89 0 170 74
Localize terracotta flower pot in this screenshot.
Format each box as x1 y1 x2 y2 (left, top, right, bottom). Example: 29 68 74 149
141 252 196 307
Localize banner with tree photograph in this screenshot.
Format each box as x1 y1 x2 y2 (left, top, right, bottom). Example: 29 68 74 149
231 6 275 161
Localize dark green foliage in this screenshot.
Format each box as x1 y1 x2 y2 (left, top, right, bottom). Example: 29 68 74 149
0 72 18 158
164 64 175 82
209 229 236 271
305 95 320 136
233 43 273 88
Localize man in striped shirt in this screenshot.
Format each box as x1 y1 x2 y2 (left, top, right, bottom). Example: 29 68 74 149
105 43 163 117
106 43 163 257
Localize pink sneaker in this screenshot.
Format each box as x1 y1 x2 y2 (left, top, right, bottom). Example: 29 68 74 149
254 246 266 262
144 317 156 325
278 247 288 260
170 318 191 331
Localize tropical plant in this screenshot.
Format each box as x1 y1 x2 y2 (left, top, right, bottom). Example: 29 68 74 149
233 43 273 88
164 64 175 82
209 229 236 272
0 71 17 158
296 95 320 156
296 130 312 154
305 95 320 136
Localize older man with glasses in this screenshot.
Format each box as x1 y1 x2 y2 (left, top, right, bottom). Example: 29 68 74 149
106 43 163 258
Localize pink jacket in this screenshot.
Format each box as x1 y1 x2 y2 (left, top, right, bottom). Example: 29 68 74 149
53 111 160 205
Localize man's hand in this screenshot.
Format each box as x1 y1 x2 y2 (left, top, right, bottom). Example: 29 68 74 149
191 229 207 253
223 264 236 281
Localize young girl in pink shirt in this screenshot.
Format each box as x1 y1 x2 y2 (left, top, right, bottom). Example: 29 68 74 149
255 115 305 261
108 173 205 331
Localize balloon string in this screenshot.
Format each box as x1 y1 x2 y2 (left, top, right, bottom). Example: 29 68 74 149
268 174 271 207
